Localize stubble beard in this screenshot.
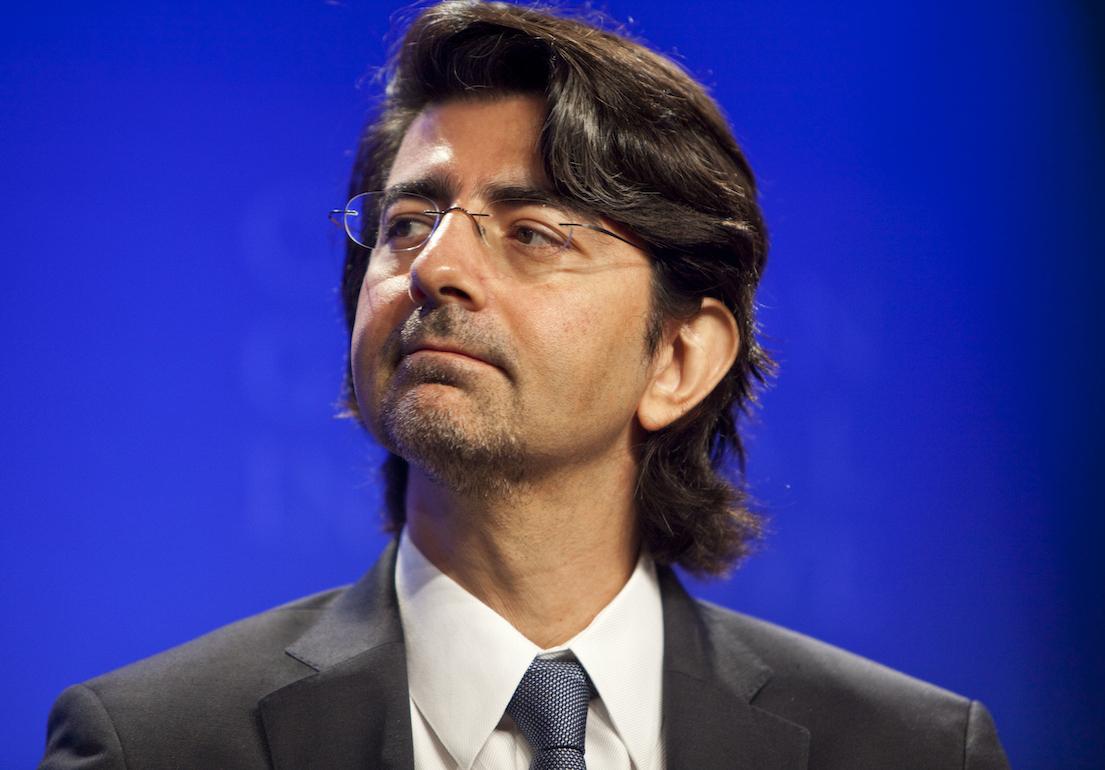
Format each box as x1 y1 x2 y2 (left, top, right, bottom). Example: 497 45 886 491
376 309 529 500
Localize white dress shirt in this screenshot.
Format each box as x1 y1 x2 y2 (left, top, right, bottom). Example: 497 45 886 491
395 530 666 770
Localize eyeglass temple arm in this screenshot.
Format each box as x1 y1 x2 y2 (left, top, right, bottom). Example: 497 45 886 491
560 222 643 250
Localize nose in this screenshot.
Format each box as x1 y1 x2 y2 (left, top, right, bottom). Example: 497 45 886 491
407 208 489 310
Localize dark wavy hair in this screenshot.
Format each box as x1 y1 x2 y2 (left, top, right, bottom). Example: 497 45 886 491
339 0 773 576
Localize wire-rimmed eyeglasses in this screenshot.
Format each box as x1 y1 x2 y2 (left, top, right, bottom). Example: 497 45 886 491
328 191 644 277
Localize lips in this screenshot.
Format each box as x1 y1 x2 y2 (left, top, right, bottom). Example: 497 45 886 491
391 307 512 379
399 338 503 372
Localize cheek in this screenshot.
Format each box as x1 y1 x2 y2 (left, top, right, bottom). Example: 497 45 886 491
351 271 410 386
521 284 652 396
517 292 595 362
356 261 409 327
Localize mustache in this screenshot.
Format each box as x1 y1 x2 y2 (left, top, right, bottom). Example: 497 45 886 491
387 305 514 378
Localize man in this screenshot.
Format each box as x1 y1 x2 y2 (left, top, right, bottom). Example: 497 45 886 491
40 2 1010 768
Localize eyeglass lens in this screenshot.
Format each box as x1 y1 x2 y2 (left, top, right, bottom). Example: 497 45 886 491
338 191 642 279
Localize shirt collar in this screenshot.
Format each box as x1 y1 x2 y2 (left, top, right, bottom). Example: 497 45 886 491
395 530 664 770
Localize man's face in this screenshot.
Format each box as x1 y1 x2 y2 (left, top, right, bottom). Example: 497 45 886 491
351 95 657 490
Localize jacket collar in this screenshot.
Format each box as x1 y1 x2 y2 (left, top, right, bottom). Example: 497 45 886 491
257 545 808 770
258 540 415 770
659 567 810 769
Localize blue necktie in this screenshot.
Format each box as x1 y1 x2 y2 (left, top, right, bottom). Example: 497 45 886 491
506 657 594 770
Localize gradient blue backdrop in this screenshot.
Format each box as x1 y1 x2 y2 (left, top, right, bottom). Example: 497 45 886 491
3 1 1102 766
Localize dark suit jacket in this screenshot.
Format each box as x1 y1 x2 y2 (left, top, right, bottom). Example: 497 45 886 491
40 543 1010 769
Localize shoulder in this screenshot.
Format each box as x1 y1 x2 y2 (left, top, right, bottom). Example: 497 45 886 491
40 586 349 769
88 586 346 697
696 600 1008 768
698 599 961 709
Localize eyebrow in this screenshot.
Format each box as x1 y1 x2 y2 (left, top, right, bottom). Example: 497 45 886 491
382 173 459 207
479 183 554 205
479 183 598 222
381 176 592 220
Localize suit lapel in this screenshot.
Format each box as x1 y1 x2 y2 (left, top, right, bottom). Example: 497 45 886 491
256 545 808 769
259 541 415 770
659 569 810 770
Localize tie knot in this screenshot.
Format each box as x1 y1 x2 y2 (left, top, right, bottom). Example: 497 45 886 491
506 657 593 769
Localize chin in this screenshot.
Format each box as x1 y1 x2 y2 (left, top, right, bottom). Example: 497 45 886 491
380 391 526 495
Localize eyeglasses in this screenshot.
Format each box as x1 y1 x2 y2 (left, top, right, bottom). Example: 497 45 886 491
329 191 644 278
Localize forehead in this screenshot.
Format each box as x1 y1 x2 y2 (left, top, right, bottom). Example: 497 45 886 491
385 95 549 196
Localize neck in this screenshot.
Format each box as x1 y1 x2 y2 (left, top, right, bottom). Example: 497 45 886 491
404 457 640 649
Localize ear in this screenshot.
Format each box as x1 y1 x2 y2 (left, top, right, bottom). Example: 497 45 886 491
637 298 740 432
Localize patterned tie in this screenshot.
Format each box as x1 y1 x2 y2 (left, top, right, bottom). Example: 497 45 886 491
506 657 594 770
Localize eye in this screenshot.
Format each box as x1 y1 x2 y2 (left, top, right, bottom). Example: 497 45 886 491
506 220 570 256
381 212 435 250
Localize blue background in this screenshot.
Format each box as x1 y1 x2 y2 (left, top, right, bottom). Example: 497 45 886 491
2 1 1102 766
